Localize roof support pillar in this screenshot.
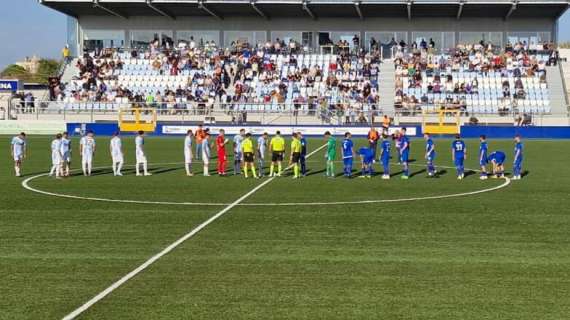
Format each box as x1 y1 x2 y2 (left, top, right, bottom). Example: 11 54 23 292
505 0 518 20
354 1 364 20
303 1 316 20
456 1 464 20
146 0 175 19
92 0 128 19
198 0 223 20
407 1 412 21
251 0 269 19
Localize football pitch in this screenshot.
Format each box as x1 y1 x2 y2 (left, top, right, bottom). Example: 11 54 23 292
1 135 570 319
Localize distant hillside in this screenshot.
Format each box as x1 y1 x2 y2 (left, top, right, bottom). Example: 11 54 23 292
0 59 60 84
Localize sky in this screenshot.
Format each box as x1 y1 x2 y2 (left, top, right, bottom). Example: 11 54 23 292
0 0 569 70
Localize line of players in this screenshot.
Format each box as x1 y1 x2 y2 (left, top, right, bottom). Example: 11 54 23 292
338 129 523 180
9 129 523 180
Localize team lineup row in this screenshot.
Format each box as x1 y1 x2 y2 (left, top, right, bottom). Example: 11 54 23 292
9 128 524 180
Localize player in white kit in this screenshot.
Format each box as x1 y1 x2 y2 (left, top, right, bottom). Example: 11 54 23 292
49 133 63 178
80 130 96 176
60 132 72 177
135 130 151 176
202 133 211 176
257 132 268 177
184 130 194 176
10 132 27 177
110 131 124 176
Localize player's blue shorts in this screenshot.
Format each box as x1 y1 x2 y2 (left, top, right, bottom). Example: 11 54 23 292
454 156 465 167
480 156 488 166
343 157 353 166
363 156 374 165
427 153 436 162
400 151 409 163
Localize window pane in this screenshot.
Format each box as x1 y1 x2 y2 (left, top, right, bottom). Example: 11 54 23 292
177 30 219 47
271 31 302 45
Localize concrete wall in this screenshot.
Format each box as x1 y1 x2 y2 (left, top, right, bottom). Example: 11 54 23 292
75 15 556 51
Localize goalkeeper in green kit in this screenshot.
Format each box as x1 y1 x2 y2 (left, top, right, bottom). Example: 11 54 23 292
324 131 336 177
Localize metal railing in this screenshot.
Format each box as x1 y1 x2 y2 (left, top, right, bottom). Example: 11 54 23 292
6 100 567 126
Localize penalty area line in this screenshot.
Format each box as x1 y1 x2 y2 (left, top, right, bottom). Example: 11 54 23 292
60 143 327 320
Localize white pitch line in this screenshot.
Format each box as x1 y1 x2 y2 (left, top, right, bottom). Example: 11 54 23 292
240 177 511 206
60 143 327 320
23 163 511 207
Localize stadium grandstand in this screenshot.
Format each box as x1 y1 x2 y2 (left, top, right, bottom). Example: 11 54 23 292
3 0 569 127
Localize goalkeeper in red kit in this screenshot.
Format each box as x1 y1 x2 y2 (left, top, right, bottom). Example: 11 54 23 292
216 129 228 176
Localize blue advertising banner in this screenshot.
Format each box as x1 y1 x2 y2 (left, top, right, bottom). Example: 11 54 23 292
0 79 21 92
66 122 570 139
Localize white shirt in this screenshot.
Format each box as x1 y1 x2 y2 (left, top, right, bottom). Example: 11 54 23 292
80 136 96 156
202 140 210 158
257 136 266 155
61 138 71 154
135 136 144 153
233 135 243 153
11 136 25 155
51 139 62 154
184 136 192 151
110 137 122 153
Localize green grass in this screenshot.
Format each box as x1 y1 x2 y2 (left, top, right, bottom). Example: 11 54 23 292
1 135 570 319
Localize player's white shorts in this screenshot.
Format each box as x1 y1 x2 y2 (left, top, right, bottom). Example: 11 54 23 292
112 151 124 163
82 153 93 164
13 153 23 162
62 152 71 163
184 151 192 164
202 152 209 165
52 152 62 166
136 150 147 164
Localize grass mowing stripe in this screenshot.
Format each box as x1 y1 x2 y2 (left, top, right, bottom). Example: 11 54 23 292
61 143 327 320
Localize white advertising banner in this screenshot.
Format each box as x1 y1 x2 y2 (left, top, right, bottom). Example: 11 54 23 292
162 125 417 136
0 120 67 135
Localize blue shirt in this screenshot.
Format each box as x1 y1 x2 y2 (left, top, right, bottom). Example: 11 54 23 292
425 138 435 158
381 140 391 160
479 141 488 160
400 136 410 153
452 140 466 158
300 137 307 155
489 151 506 164
514 142 523 161
358 147 374 163
342 139 354 159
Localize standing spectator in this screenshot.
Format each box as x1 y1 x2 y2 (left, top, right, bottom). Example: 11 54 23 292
62 45 71 63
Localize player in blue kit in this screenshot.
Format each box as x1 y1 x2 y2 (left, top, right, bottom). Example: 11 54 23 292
451 135 467 180
342 132 354 178
479 135 489 180
380 135 391 180
488 151 506 178
358 147 374 178
512 135 523 180
424 133 436 177
399 128 410 179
